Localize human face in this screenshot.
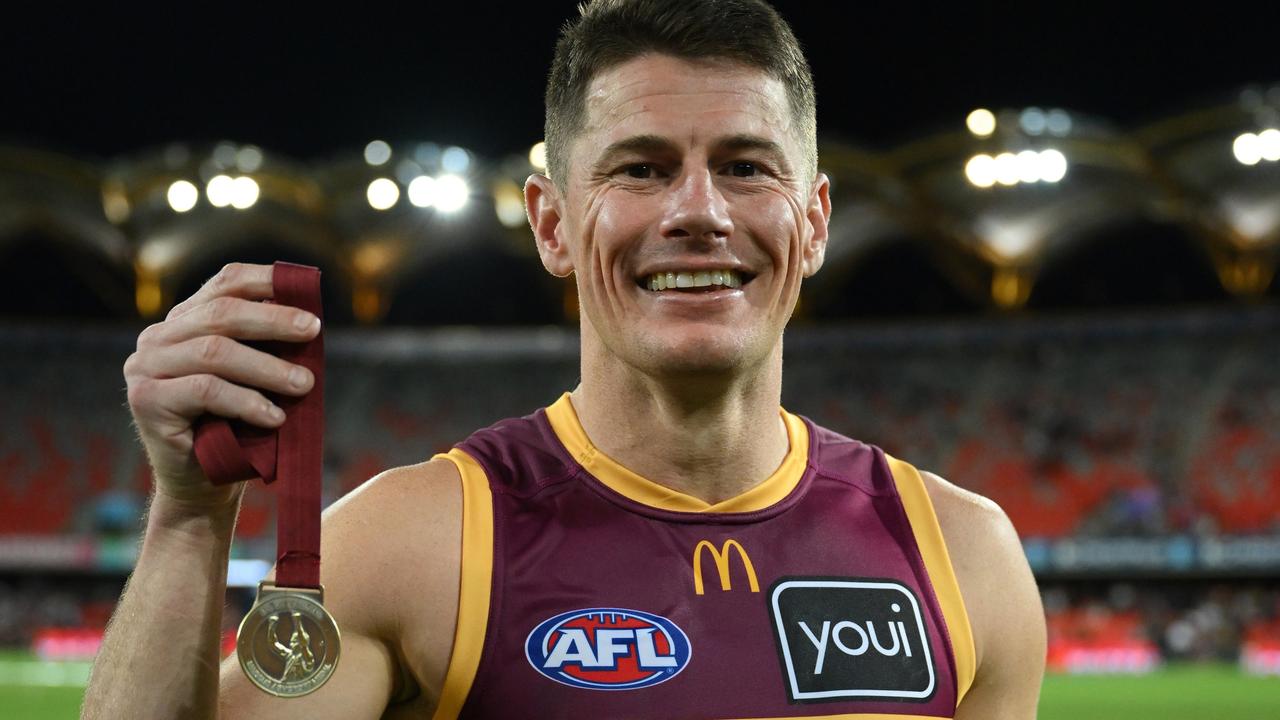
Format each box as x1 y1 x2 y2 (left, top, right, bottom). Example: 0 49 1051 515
528 54 829 378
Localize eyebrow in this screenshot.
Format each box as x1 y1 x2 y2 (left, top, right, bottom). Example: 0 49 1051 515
592 134 678 173
714 134 793 173
592 133 794 174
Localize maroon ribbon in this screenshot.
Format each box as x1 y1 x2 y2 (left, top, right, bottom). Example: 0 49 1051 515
192 261 324 590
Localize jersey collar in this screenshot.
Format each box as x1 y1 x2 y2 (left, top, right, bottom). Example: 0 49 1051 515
544 391 810 514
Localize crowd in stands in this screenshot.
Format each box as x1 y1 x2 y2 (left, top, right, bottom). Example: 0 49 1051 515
1 312 1277 541
801 317 1280 538
1041 583 1280 672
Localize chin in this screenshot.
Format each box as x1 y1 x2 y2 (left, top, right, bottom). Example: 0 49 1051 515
629 330 762 378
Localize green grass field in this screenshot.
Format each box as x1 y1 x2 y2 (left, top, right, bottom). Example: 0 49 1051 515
0 650 1276 718
1038 664 1278 719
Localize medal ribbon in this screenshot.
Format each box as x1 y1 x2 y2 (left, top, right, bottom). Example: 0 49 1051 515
192 261 323 589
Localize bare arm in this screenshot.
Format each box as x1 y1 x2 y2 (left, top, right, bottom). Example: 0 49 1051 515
81 263 409 720
81 489 243 718
217 458 462 719
924 471 1046 720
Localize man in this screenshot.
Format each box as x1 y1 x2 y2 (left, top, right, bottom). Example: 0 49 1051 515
83 1 1045 718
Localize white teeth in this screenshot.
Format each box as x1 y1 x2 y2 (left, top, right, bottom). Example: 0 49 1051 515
643 269 744 291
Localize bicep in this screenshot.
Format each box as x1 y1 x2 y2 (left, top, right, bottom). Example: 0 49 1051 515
218 628 394 719
218 458 462 719
954 506 1045 720
924 471 1045 720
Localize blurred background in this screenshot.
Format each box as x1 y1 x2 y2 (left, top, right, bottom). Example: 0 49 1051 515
1 2 1278 717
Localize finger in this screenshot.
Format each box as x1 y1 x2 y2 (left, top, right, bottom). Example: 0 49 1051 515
147 295 320 348
167 262 277 321
136 335 315 397
147 374 287 429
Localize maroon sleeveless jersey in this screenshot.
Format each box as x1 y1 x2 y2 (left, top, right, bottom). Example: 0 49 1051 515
429 393 975 720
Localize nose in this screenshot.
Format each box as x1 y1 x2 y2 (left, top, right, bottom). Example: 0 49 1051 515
658 167 733 243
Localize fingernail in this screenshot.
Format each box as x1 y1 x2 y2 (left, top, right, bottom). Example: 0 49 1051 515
289 366 309 389
294 313 319 332
267 404 286 422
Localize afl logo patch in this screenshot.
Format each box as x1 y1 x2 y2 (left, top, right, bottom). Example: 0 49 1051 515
525 608 692 690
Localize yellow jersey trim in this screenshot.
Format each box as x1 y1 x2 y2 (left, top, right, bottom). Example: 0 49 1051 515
544 391 809 513
885 454 976 708
429 449 494 720
732 707 952 712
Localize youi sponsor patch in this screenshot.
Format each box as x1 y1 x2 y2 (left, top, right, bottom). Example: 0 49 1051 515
769 578 936 703
525 608 691 690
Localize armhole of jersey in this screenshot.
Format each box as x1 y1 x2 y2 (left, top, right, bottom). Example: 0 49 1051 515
885 453 977 708
429 448 494 720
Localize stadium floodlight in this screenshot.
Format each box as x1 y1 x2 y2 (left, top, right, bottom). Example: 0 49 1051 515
1016 150 1042 184
1233 133 1262 165
965 154 997 188
236 145 264 173
206 174 235 208
1039 149 1069 183
166 180 198 213
229 176 259 210
966 149 1069 188
1020 107 1047 135
441 146 471 174
367 177 400 210
137 237 185 274
1046 109 1073 137
407 175 437 208
434 175 470 213
494 180 527 227
212 141 238 168
529 141 548 170
979 217 1040 261
1218 197 1280 244
364 140 392 166
966 108 996 138
1258 128 1280 162
994 152 1020 186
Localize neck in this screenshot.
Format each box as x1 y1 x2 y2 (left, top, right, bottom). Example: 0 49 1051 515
571 324 790 506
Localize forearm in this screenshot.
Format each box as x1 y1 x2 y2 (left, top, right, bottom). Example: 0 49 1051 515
81 489 242 720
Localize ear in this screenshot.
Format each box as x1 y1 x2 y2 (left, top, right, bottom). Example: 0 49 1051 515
801 172 832 277
525 173 574 278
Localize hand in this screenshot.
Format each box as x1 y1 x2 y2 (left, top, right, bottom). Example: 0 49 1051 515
124 263 321 509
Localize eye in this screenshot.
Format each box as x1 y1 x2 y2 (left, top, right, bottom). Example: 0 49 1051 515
730 162 759 177
623 164 655 179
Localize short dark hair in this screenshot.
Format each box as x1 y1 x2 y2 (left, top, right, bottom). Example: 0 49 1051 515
544 0 817 188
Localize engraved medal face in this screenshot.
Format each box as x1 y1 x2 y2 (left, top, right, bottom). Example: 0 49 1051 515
237 591 341 697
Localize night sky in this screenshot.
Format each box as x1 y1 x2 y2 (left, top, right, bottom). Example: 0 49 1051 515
4 2 1278 162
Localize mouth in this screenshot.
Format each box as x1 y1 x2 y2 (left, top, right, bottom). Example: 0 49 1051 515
635 269 755 293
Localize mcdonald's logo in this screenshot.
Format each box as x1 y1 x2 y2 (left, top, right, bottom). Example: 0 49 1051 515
692 539 760 595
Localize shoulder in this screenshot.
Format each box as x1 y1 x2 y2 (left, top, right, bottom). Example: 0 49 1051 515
321 456 462 626
455 406 580 495
320 457 464 699
323 455 462 543
918 469 1045 714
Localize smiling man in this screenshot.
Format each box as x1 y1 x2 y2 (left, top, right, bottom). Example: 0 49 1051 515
83 1 1044 719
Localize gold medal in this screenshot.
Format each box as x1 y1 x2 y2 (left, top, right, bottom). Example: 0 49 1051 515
236 582 341 697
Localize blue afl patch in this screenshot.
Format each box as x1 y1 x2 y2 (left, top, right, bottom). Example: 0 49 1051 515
525 607 692 690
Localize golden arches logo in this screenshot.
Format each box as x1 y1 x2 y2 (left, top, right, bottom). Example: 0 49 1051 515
692 539 760 595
